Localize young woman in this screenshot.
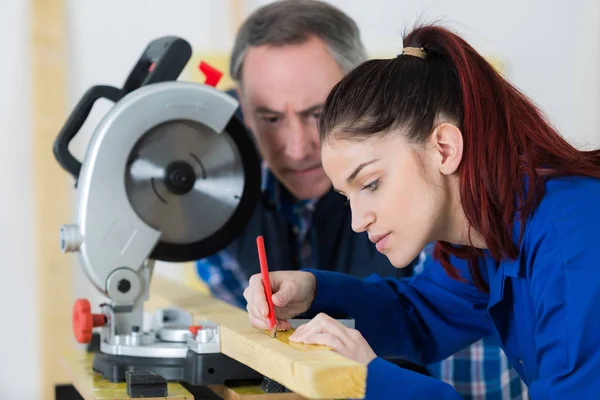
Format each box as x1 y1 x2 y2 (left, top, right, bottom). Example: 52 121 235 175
243 24 600 399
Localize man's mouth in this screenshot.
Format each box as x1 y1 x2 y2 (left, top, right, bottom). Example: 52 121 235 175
286 165 322 176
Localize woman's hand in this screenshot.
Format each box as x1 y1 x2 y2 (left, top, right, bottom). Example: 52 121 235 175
243 270 316 332
289 313 377 365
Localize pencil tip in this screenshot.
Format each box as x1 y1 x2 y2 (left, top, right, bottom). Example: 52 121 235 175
271 326 277 338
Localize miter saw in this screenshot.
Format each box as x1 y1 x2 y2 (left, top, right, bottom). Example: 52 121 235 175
53 36 263 386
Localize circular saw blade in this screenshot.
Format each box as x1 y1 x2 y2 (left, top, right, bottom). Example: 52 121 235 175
125 119 246 247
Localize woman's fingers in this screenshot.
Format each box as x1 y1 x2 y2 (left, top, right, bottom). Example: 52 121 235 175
244 274 269 318
303 333 346 351
248 313 270 330
289 313 351 343
271 278 297 307
277 319 291 331
288 313 377 365
245 272 315 333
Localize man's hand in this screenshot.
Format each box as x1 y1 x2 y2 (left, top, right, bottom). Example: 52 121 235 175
288 313 377 365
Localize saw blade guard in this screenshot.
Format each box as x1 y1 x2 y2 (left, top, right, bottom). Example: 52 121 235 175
60 81 261 298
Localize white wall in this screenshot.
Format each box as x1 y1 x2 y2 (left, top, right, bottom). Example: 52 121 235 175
0 1 38 399
308 0 600 148
1 0 598 398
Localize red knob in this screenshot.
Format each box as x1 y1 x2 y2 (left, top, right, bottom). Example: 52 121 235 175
188 325 204 336
72 298 105 344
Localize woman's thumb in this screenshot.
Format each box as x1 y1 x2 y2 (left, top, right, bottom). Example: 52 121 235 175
272 284 290 307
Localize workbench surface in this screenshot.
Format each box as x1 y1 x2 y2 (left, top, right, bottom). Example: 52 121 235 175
59 349 308 400
60 350 192 400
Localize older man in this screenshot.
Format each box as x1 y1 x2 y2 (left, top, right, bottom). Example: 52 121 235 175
196 0 399 306
196 1 527 399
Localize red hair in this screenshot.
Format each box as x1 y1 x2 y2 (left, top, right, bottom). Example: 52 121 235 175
320 24 600 291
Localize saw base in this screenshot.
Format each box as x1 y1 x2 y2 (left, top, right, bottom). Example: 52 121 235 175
92 350 262 385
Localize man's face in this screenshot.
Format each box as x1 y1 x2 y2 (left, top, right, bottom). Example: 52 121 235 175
237 36 345 200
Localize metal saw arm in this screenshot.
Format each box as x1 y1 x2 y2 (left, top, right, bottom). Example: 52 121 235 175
60 81 241 305
54 37 261 340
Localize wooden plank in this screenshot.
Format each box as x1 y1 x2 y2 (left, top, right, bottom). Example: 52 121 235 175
148 277 367 399
209 384 307 400
30 0 74 399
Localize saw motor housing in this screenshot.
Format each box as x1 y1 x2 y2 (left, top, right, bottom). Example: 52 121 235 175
54 37 262 384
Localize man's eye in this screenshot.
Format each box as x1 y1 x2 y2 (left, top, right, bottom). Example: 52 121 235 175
362 179 380 192
261 115 279 124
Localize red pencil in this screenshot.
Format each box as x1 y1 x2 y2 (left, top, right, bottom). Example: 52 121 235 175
256 235 277 338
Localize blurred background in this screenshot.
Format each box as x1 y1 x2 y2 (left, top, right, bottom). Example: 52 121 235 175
1 0 598 398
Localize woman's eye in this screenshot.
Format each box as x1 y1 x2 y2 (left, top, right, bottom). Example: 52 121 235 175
362 179 380 192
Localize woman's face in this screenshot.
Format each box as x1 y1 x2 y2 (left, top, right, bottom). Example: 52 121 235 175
321 128 462 268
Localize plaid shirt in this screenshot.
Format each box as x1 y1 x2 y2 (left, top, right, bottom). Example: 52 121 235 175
427 337 529 400
414 244 529 400
196 164 315 308
196 172 529 399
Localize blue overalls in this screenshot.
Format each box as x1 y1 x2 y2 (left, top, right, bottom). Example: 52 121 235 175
307 176 600 399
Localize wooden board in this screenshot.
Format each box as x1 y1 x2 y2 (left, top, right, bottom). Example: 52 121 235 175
31 0 74 398
209 384 307 400
148 277 367 399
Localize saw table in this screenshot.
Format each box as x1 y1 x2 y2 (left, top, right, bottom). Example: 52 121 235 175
57 350 307 400
56 275 364 399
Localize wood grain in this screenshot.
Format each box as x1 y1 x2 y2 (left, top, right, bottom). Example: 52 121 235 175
209 383 308 400
148 277 367 399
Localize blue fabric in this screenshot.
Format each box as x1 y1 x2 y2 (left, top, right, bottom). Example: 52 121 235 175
413 244 528 399
305 176 600 399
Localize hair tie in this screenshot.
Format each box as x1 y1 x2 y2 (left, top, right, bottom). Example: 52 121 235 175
401 47 427 59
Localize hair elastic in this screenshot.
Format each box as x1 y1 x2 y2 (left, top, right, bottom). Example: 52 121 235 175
401 47 427 59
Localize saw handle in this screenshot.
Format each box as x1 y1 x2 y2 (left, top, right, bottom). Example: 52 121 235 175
53 85 123 181
54 36 192 182
121 36 191 95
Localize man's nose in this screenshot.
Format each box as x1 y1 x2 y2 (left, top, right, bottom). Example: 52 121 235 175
284 118 315 161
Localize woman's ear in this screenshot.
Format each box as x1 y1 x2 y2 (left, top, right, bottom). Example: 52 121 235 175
429 123 464 175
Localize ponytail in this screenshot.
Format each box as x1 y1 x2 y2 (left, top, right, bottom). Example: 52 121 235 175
320 24 600 291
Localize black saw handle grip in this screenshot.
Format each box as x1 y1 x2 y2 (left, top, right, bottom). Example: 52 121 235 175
53 85 123 180
53 36 192 181
122 36 192 95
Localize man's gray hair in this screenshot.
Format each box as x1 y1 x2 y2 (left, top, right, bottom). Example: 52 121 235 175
230 0 367 82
